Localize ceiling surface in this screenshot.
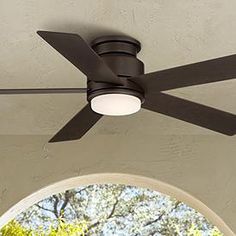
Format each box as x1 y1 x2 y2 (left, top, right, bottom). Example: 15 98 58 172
0 0 236 234
1 0 236 135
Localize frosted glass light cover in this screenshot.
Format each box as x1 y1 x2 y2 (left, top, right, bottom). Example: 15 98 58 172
91 94 141 116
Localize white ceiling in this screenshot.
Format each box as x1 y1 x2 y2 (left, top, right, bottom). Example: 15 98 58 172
0 0 236 135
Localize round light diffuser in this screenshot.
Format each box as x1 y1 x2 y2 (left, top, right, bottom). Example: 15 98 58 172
91 93 141 116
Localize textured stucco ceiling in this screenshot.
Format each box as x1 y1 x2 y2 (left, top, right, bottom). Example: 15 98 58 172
0 0 236 234
1 0 236 135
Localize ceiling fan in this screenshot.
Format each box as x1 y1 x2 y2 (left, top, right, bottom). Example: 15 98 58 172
1 31 236 142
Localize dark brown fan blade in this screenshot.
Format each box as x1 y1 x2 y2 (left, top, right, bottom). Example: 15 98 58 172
130 54 236 92
142 93 236 135
0 88 87 94
49 104 102 142
37 31 122 85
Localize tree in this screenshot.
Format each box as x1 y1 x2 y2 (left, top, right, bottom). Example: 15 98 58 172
0 184 223 235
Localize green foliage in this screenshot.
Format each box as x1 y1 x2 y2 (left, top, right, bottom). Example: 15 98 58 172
211 227 224 236
0 221 33 236
187 224 223 236
46 219 87 236
0 219 88 236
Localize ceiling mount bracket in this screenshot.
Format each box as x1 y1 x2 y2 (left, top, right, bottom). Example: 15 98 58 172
91 35 141 56
90 35 144 78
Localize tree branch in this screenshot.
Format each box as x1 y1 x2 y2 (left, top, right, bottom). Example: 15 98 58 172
52 195 60 218
107 197 119 219
85 187 124 235
35 204 55 215
59 190 72 217
144 201 181 227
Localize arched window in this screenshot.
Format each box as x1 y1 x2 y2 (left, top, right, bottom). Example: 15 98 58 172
0 174 230 235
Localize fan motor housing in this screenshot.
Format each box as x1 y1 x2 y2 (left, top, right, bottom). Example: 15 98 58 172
87 35 145 103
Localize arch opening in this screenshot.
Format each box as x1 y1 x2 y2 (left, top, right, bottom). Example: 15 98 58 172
0 173 233 235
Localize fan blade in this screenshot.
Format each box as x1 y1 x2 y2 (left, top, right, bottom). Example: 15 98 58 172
0 88 87 94
37 31 122 85
142 93 236 135
49 104 102 142
130 54 236 92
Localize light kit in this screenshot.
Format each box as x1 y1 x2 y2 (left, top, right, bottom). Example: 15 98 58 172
90 93 141 116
